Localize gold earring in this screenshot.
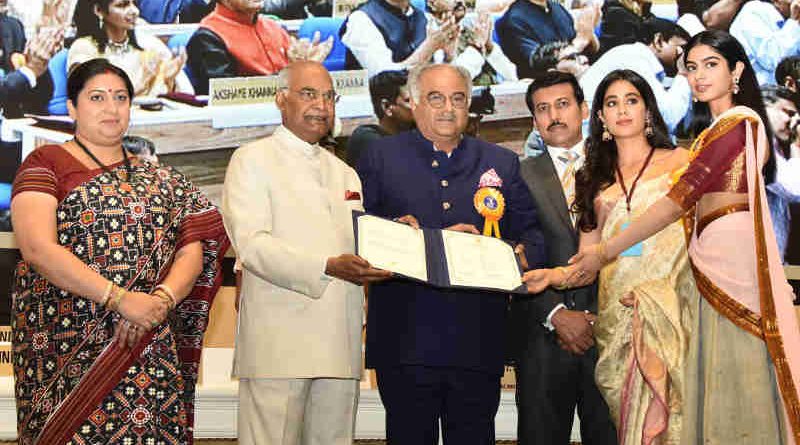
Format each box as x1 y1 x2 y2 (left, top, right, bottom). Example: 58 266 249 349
732 77 740 95
645 115 654 137
602 123 612 141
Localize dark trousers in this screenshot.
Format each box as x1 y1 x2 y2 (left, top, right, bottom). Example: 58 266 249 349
375 365 501 445
515 331 617 445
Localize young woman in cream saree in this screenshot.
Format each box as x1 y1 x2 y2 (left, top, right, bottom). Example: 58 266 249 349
565 30 800 444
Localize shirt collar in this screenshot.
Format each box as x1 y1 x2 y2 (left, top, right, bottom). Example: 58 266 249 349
547 139 585 160
275 125 322 158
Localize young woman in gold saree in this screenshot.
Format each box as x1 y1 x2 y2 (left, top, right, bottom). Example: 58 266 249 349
567 30 800 444
526 68 697 444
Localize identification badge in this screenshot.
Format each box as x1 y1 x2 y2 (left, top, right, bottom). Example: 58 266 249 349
619 222 644 257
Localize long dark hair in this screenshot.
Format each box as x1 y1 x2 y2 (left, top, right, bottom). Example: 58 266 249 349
73 0 142 53
573 69 675 232
682 29 776 184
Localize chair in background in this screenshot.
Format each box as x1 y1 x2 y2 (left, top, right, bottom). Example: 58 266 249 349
46 48 69 116
296 17 347 71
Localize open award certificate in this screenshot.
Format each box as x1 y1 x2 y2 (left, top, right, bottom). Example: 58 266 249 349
441 230 523 291
356 214 428 282
354 212 526 293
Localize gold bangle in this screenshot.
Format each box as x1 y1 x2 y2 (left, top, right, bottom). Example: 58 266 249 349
99 281 114 307
108 285 126 312
553 266 570 290
599 240 609 262
152 289 175 310
154 284 178 309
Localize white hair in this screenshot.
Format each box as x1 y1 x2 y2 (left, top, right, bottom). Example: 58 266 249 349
407 63 473 103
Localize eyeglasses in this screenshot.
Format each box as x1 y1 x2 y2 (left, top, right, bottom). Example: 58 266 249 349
285 87 341 104
425 91 468 109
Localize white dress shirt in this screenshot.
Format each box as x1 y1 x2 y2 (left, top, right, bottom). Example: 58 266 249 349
543 139 585 330
580 42 691 132
730 1 800 85
340 7 419 77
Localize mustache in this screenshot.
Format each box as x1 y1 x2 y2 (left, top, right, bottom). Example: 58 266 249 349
437 111 457 120
547 121 567 131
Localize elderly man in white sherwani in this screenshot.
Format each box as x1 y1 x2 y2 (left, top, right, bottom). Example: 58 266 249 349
221 61 391 445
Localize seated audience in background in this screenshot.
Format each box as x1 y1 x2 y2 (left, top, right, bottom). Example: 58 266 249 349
496 0 599 79
69 0 194 97
138 0 215 23
0 20 61 119
261 0 332 19
776 55 800 92
340 0 451 76
763 84 800 262
596 0 654 59
187 0 332 94
579 18 691 131
1 0 26 76
347 69 414 166
529 40 590 80
427 0 517 84
677 0 741 30
729 0 800 85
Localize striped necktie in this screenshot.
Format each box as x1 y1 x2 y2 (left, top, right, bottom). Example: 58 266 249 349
557 150 579 226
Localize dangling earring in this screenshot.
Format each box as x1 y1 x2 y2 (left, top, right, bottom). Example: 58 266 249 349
732 76 740 95
602 123 612 141
692 96 698 103
645 114 654 137
98 16 104 29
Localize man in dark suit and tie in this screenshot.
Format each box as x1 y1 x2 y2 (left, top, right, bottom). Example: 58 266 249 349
357 63 545 445
513 71 616 444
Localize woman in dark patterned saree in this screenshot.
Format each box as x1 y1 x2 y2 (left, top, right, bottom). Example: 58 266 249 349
10 58 229 445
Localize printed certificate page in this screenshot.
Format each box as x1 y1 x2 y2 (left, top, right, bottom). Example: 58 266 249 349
357 215 428 282
441 230 522 291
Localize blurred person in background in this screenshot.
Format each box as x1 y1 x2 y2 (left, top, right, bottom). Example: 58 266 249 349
347 69 415 166
340 0 454 76
776 55 800 92
496 0 599 79
763 84 800 262
729 0 800 85
69 0 195 96
187 0 332 94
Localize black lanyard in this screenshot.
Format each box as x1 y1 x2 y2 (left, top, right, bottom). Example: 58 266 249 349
73 136 131 179
615 147 655 214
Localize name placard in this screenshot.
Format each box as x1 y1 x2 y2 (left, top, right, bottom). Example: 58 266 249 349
0 325 11 377
333 0 368 17
209 76 281 107
331 70 369 96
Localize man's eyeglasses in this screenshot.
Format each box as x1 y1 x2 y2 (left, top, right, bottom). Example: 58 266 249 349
425 91 468 109
285 87 341 104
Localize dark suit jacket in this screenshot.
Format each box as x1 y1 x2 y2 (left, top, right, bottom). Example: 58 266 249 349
0 13 26 75
0 70 53 118
596 0 653 60
357 130 546 375
496 0 575 79
512 145 597 357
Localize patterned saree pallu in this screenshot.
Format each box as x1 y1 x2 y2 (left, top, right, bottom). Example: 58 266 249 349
11 151 228 445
